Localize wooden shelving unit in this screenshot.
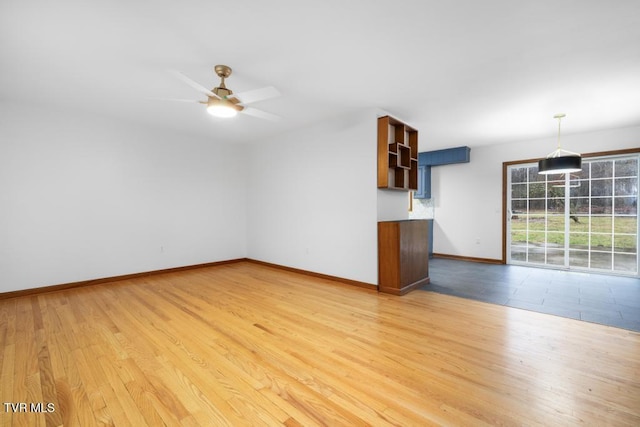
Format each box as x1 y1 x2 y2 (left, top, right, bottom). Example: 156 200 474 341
377 115 419 191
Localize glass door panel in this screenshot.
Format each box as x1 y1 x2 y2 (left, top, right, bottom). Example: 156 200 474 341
507 154 639 275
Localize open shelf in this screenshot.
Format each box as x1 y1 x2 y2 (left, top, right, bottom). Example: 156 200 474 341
377 116 419 191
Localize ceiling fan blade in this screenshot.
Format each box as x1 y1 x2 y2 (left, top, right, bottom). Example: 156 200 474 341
232 86 280 105
241 107 281 121
168 69 218 98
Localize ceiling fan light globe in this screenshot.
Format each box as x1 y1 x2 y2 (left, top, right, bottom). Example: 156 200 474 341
207 104 238 118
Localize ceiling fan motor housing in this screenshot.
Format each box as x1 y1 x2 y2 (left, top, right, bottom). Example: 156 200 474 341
213 86 233 98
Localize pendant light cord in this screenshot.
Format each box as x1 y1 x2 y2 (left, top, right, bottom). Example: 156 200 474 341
556 115 562 149
548 113 579 158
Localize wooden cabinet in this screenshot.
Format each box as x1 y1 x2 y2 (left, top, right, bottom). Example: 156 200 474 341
378 220 430 295
377 116 419 191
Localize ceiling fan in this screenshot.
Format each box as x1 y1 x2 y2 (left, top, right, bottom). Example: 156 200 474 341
168 65 281 120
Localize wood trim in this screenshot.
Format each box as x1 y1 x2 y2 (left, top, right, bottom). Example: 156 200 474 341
582 147 640 159
0 258 378 301
379 276 430 295
433 253 504 265
0 258 248 301
246 259 378 291
502 161 508 263
501 147 640 265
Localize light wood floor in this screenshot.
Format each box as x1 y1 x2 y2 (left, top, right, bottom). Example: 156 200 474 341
1 262 639 426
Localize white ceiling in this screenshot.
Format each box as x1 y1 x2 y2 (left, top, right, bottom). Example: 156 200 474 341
2 0 640 150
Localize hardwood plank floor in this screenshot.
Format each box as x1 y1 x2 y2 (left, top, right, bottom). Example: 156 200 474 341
1 261 639 426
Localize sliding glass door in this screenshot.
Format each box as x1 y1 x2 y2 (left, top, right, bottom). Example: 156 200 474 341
507 153 639 275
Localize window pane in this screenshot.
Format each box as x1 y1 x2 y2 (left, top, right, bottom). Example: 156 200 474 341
570 216 589 234
511 229 527 243
614 216 637 234
547 214 565 230
512 199 527 211
511 220 527 232
569 233 589 250
569 180 589 197
591 234 612 251
512 183 527 199
614 254 637 273
572 198 590 214
615 159 638 177
591 252 612 270
547 187 566 200
614 234 637 252
574 166 590 180
591 161 613 178
529 182 546 198
547 198 564 214
547 249 565 266
529 166 545 182
511 167 528 183
529 200 546 211
528 250 546 264
547 177 564 190
591 198 612 215
528 215 545 231
570 250 589 267
511 247 526 262
511 218 527 232
547 232 565 246
591 179 613 197
568 212 584 227
528 231 546 245
614 197 637 215
591 216 612 233
614 178 637 196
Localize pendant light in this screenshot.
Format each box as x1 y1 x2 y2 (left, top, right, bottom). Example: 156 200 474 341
538 113 581 175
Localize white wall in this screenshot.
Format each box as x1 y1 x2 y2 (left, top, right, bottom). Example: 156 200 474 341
377 190 410 222
14 99 629 290
246 109 381 284
432 125 640 260
0 102 247 292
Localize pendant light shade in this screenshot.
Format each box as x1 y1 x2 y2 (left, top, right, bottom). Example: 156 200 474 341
538 152 582 175
538 114 582 175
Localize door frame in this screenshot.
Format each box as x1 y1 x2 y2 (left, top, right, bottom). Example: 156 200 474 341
502 147 640 265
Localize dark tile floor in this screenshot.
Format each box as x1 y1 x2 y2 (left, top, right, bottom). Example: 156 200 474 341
422 258 640 332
